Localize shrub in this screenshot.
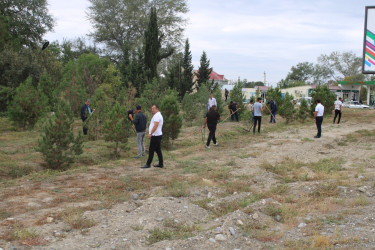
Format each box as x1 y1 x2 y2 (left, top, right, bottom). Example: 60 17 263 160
310 85 336 116
161 90 183 148
279 92 295 123
297 98 309 123
8 77 48 129
37 102 83 170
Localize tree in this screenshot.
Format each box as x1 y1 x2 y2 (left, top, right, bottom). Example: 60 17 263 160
279 93 295 124
196 51 212 91
297 98 308 123
285 62 314 83
87 0 188 59
8 77 48 129
0 0 54 49
181 93 196 126
37 101 83 170
266 87 284 111
160 90 182 148
310 85 336 117
317 51 364 82
102 102 131 157
180 39 194 98
144 7 161 82
37 71 59 111
229 81 246 117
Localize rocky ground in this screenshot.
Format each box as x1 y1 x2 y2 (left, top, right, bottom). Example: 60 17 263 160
1 109 375 249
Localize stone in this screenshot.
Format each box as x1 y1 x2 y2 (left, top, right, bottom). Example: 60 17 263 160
207 192 212 198
358 175 365 180
298 222 307 228
156 217 164 222
275 215 281 222
236 220 244 226
166 248 172 250
214 227 223 234
229 227 235 235
215 234 227 242
131 193 140 200
46 217 54 223
252 213 259 220
208 238 216 243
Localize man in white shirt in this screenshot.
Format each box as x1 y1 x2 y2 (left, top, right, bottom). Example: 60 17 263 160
333 97 342 124
313 99 324 138
253 97 264 134
142 104 164 169
208 93 217 111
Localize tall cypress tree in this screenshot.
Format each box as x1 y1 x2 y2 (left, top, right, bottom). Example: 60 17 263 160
144 7 160 82
180 39 194 98
196 51 212 91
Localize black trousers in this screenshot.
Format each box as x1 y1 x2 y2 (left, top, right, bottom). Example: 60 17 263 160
253 116 262 133
146 135 163 166
316 116 323 137
82 118 88 135
333 110 341 124
206 125 217 146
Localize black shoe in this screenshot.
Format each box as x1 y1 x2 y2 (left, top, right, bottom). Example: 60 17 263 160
153 164 164 168
141 164 151 168
314 136 320 138
133 155 141 159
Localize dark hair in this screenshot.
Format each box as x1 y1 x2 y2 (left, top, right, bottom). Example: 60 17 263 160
338 97 342 100
152 104 159 109
230 101 233 104
316 99 321 103
257 97 262 101
136 105 142 110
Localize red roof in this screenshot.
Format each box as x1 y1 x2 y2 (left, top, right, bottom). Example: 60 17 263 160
194 70 225 80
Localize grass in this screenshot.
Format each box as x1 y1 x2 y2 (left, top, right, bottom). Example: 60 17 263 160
60 207 96 231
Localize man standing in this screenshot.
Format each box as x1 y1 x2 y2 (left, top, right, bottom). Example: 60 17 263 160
225 89 229 101
333 97 342 124
203 105 221 149
314 99 324 138
80 99 94 135
267 100 277 123
228 101 239 121
208 93 217 110
253 97 264 134
133 105 147 158
142 104 164 169
248 99 254 123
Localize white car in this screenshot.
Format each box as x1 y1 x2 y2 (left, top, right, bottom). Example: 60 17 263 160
342 101 369 109
296 97 312 106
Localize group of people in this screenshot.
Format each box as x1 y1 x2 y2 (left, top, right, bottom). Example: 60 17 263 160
79 94 344 169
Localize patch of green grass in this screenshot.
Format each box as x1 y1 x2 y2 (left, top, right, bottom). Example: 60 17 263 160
192 198 214 210
310 158 343 173
147 227 173 244
164 177 190 198
269 184 290 195
350 195 370 207
310 183 339 199
61 207 96 230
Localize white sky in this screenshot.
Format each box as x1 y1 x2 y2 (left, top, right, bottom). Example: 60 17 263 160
45 0 375 85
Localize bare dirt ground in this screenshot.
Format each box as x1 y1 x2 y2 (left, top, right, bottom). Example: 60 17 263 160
1 109 375 249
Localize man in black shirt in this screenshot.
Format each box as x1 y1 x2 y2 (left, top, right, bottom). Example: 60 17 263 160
203 105 221 148
132 105 147 158
127 108 136 123
228 101 239 121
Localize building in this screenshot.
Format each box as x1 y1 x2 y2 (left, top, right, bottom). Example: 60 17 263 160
192 70 228 91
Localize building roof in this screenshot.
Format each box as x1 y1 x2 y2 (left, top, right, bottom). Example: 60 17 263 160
194 70 226 81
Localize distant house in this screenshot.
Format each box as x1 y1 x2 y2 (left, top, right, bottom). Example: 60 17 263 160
192 70 228 91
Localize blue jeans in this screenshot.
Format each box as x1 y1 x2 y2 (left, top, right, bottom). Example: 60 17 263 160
270 112 276 123
231 111 239 121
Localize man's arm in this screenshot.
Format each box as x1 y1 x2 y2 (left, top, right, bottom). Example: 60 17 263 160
203 117 208 128
148 121 159 139
128 113 134 121
313 111 318 120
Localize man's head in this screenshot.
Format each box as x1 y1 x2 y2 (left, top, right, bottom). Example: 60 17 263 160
151 104 159 114
257 97 262 102
211 105 217 111
135 105 142 113
250 99 254 104
230 101 233 105
85 99 90 105
209 93 213 99
316 99 321 104
338 97 342 101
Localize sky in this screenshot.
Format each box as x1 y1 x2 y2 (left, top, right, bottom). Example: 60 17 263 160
45 0 375 86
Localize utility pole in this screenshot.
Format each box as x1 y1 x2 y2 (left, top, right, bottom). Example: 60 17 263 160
264 71 267 87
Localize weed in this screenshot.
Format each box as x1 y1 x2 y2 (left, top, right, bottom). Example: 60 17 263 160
164 177 190 198
61 207 96 230
310 158 343 174
310 183 339 198
147 227 173 244
350 195 370 207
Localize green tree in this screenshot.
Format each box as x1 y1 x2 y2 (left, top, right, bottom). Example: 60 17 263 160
229 81 246 117
266 87 284 111
196 51 212 91
180 38 194 98
160 90 182 148
8 77 48 129
144 7 160 82
37 71 59 111
297 98 309 123
87 0 188 59
285 62 314 83
193 82 210 119
138 78 163 115
310 85 336 117
0 0 54 49
181 93 196 126
102 102 131 157
278 92 295 124
37 101 83 170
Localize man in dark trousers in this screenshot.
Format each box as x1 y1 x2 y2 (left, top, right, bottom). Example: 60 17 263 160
267 99 277 123
132 105 147 158
333 97 342 124
253 97 264 134
203 105 221 148
80 99 94 135
225 88 229 101
314 99 324 138
142 104 164 169
228 101 239 121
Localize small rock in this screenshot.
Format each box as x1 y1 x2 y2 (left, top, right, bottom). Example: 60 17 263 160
207 192 212 198
174 219 179 223
358 186 368 193
233 192 238 195
358 175 365 180
215 234 227 242
166 248 172 250
273 228 280 232
131 193 140 200
183 206 188 209
126 187 134 191
208 238 216 243
298 222 307 228
156 217 164 222
213 227 223 234
252 213 259 220
46 217 54 223
275 215 281 222
236 220 244 226
229 227 235 235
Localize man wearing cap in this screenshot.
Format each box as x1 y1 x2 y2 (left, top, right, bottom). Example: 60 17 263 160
142 104 164 169
132 105 147 158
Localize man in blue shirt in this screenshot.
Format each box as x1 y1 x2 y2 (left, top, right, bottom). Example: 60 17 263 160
80 99 94 135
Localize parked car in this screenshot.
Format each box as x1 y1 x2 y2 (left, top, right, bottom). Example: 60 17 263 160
342 101 369 109
296 97 312 106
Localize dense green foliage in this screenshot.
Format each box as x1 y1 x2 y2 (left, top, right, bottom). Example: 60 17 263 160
297 98 309 123
310 85 336 117
196 51 212 91
278 93 295 124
